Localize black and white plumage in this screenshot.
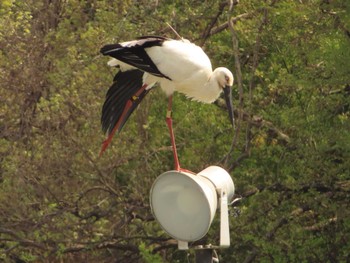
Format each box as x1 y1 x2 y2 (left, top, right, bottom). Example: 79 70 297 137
99 36 234 169
101 69 148 136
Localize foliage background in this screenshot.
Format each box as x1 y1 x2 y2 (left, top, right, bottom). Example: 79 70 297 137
1 0 349 262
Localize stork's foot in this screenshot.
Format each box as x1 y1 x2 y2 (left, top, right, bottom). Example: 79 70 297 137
172 153 194 174
177 167 195 174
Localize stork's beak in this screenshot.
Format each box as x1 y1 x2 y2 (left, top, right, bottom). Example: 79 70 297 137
224 86 234 127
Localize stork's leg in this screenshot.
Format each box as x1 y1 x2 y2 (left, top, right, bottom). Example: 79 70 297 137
166 95 181 171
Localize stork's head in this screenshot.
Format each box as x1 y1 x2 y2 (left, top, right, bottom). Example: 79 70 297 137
215 67 234 88
214 67 235 127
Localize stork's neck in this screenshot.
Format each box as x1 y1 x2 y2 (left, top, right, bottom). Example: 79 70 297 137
200 72 222 103
170 68 222 103
177 70 222 103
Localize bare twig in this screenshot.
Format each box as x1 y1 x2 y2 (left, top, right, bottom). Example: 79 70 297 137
209 12 255 37
223 7 274 171
304 217 337 232
245 8 268 155
321 6 350 40
223 12 244 168
166 22 182 39
0 228 46 250
214 100 290 144
266 217 289 240
200 2 229 46
69 137 120 196
243 247 259 263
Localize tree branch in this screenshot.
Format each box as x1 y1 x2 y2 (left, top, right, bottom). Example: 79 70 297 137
215 98 290 169
243 247 259 263
0 228 46 250
223 10 245 168
304 217 337 232
320 5 350 40
200 2 229 46
209 12 255 37
244 7 268 161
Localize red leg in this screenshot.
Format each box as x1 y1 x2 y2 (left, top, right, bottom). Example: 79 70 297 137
165 96 195 174
166 96 181 171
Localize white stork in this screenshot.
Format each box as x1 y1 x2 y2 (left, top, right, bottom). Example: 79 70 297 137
99 36 234 171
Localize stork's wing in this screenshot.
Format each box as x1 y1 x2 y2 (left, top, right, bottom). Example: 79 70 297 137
100 69 151 156
100 36 171 79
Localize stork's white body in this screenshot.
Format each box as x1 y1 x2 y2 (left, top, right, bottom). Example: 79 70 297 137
107 39 230 103
99 36 234 160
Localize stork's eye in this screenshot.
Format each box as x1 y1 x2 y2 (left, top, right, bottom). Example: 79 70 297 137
225 75 230 82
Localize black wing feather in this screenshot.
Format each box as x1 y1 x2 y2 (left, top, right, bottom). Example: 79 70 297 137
101 69 147 135
114 85 151 133
100 36 171 80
